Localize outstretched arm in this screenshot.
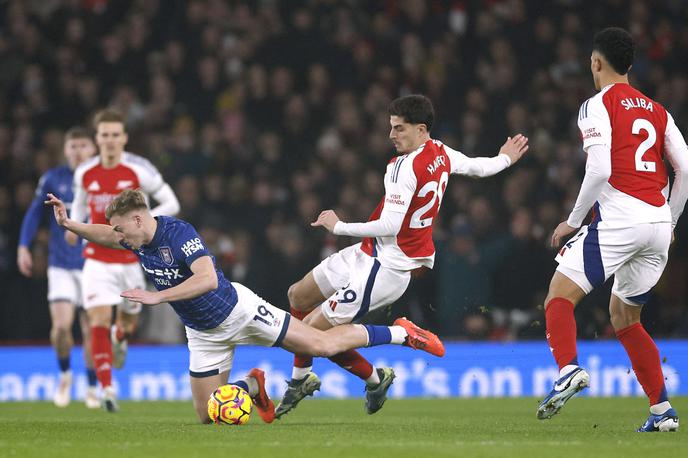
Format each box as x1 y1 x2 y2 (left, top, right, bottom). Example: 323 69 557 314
448 134 528 177
45 193 123 250
120 255 218 305
312 209 404 237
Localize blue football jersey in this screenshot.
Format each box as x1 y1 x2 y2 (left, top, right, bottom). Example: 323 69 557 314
19 165 84 269
128 216 237 331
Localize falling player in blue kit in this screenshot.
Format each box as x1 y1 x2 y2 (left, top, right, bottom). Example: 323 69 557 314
46 189 445 423
17 127 100 408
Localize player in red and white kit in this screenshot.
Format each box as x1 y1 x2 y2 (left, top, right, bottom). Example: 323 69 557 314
275 95 529 418
537 28 688 432
70 109 180 411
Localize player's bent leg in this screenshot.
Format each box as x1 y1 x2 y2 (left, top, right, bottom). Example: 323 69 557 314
538 271 590 420
49 301 76 407
544 271 587 374
281 315 445 358
190 370 230 424
288 271 328 312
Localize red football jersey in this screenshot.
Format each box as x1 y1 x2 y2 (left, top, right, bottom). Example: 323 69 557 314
578 83 672 227
72 152 166 263
361 140 450 270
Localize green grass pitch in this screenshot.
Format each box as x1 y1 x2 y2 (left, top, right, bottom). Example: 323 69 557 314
1 397 684 457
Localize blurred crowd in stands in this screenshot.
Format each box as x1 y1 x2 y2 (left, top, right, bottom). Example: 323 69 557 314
1 0 687 342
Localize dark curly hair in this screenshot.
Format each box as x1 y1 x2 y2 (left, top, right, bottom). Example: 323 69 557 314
593 27 635 75
388 94 435 132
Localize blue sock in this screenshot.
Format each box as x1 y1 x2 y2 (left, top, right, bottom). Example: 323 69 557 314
363 325 392 347
86 369 97 387
230 380 249 393
658 386 669 404
58 357 70 372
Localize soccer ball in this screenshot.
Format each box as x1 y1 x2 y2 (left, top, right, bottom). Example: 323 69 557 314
207 384 252 425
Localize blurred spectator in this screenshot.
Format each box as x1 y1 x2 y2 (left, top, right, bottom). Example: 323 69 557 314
1 0 687 342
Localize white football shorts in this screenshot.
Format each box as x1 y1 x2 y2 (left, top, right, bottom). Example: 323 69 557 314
81 258 145 313
313 243 411 325
47 267 83 306
555 222 671 306
186 282 290 377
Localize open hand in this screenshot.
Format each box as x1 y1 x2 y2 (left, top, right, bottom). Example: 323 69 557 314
311 210 341 233
499 134 529 165
121 288 161 305
45 193 68 227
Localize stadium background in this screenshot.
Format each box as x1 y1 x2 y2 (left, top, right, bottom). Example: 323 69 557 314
0 0 687 400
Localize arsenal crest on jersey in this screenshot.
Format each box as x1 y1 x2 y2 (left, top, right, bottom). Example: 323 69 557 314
159 247 174 265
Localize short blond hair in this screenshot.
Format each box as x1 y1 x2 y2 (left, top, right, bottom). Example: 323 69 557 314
93 108 126 129
105 189 148 220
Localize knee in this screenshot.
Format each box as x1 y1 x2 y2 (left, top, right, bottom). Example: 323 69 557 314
288 283 307 311
52 322 72 337
88 309 111 327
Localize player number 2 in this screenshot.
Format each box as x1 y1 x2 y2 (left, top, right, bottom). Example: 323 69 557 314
409 171 449 229
632 118 657 173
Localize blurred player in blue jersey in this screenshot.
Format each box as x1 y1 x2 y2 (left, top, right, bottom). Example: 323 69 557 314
46 189 445 422
17 127 100 408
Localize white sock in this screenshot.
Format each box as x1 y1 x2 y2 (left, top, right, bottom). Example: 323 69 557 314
389 326 407 345
650 401 672 415
365 368 380 386
245 376 259 397
291 366 312 381
559 364 579 379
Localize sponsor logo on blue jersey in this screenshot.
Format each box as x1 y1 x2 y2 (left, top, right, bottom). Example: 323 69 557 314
134 216 237 330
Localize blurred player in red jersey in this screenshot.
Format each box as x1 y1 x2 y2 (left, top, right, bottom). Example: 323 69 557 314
275 94 529 418
537 28 688 432
69 109 180 411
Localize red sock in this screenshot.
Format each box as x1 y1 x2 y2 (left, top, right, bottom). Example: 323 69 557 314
290 308 313 369
616 322 668 406
114 325 125 342
545 297 578 370
92 326 112 388
329 350 374 381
